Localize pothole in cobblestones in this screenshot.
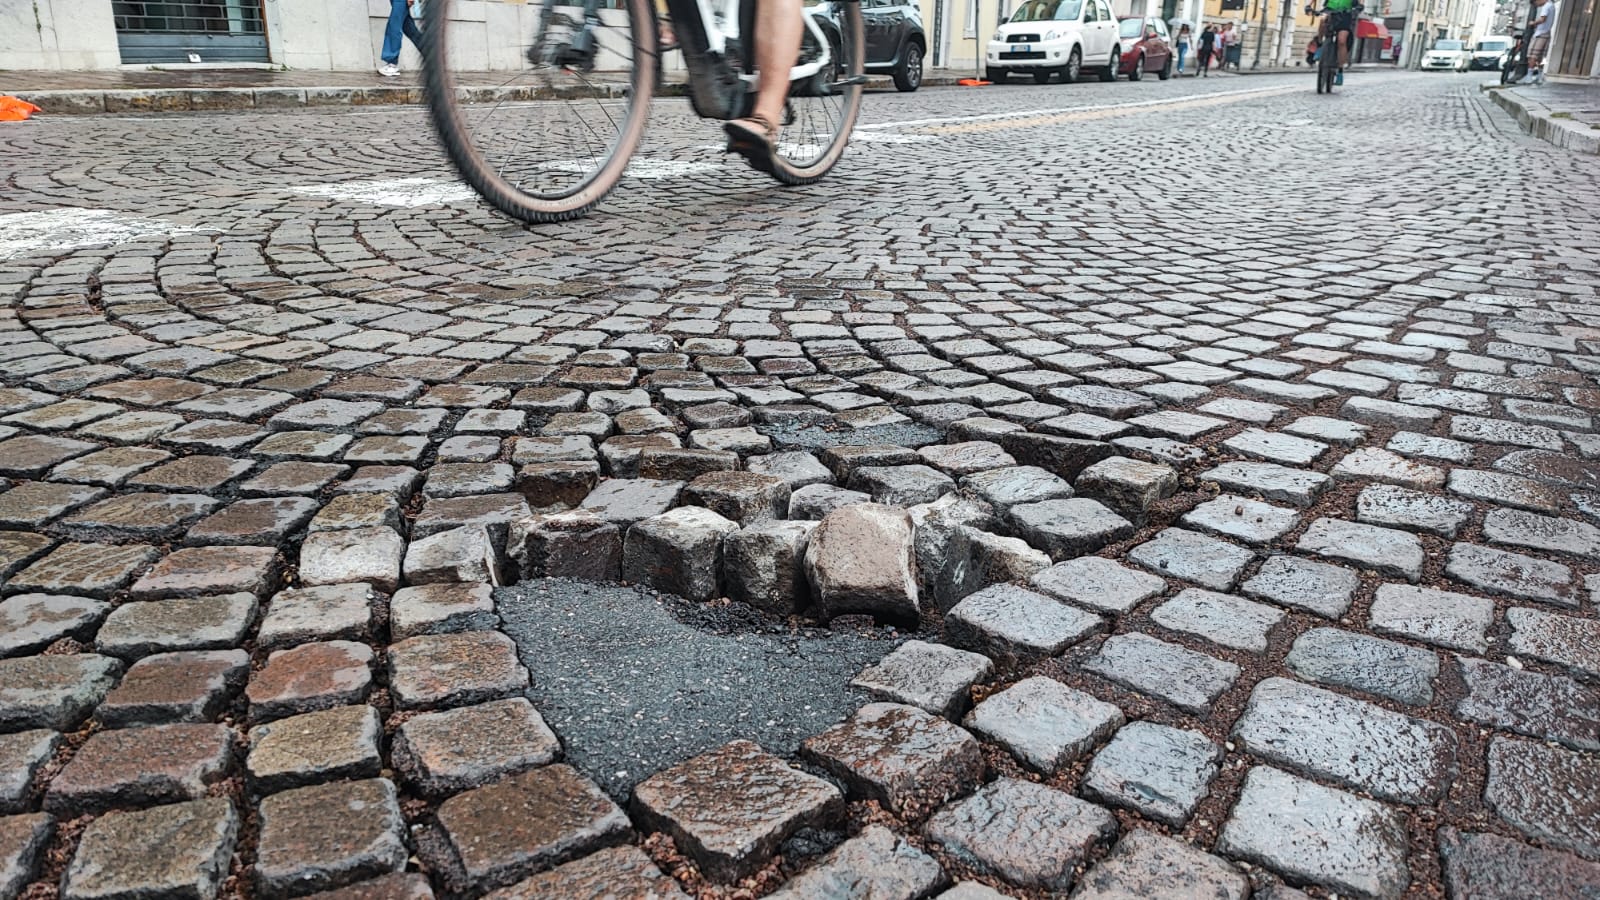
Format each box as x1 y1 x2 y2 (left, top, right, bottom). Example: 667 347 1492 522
495 578 901 799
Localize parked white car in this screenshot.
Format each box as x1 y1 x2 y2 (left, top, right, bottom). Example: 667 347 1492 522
1421 39 1470 71
1469 35 1513 70
987 0 1123 84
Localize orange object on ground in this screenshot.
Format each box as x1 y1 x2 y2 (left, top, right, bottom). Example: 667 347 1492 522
0 97 42 121
957 78 992 86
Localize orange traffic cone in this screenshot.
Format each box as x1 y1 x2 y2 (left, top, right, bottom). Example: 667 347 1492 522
0 97 42 121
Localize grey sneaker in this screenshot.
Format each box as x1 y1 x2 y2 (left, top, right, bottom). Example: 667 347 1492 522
378 63 401 77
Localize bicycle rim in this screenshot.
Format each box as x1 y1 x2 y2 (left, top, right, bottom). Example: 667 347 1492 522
769 2 865 186
421 0 657 223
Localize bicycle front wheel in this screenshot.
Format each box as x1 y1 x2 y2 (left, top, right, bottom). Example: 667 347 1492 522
768 2 866 185
422 0 657 223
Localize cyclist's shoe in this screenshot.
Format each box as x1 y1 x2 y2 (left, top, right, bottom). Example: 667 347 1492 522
725 116 780 176
1335 70 1344 85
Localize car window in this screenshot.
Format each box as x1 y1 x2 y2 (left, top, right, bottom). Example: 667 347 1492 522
1098 1 1112 21
1119 18 1145 36
1475 40 1509 50
1155 19 1168 35
1009 0 1085 21
1435 39 1464 50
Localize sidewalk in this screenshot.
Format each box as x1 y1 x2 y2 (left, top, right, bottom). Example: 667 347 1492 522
0 67 971 115
1482 78 1600 154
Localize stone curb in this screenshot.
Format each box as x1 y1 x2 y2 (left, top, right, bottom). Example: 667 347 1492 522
12 73 969 116
1480 82 1600 155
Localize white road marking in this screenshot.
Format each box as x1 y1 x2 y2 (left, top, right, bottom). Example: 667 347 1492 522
0 209 205 261
290 177 477 207
858 84 1303 131
537 157 725 179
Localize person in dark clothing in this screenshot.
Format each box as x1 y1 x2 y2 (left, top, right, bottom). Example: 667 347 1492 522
1197 25 1217 76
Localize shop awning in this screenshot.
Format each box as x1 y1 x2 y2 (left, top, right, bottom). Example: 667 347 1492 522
1357 19 1391 40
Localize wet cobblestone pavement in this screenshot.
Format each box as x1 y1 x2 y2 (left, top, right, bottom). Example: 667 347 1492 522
1 70 1599 898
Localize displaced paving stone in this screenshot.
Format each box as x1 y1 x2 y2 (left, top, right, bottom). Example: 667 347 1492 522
386 631 528 711
804 503 919 623
579 478 684 525
96 592 257 659
1457 658 1600 752
1008 498 1134 561
1082 722 1221 827
847 465 956 506
1218 766 1410 900
258 583 375 649
745 451 833 490
1029 556 1166 614
1297 518 1424 582
1483 508 1600 559
1127 528 1254 591
0 593 108 658
850 640 993 720
788 483 872 520
298 527 403 592
0 812 51 899
45 723 234 816
765 824 946 900
1073 456 1177 523
247 704 382 794
482 845 686 900
1082 633 1239 714
964 677 1121 775
392 698 560 800
1446 542 1577 606
1073 829 1247 900
1508 607 1600 678
722 520 815 614
683 471 790 524
929 526 1051 612
946 584 1103 667
1438 828 1600 900
1484 738 1600 861
924 777 1116 892
1180 495 1299 545
255 778 408 898
1151 588 1284 653
412 494 532 543
632 740 842 882
507 510 622 582
622 506 738 602
404 525 502 587
247 640 374 722
917 441 1015 476
0 730 60 814
1369 583 1495 654
1233 678 1457 804
803 702 983 813
61 799 237 900
959 465 1073 509
98 649 249 727
1286 628 1438 706
1200 461 1330 507
0 653 122 733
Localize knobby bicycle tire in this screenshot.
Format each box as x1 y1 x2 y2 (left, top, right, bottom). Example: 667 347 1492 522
767 2 866 186
422 0 658 223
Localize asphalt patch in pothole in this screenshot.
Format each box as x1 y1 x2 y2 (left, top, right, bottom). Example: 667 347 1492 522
495 578 904 799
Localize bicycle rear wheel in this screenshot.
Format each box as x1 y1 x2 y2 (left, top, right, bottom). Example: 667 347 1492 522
422 0 657 223
766 3 866 185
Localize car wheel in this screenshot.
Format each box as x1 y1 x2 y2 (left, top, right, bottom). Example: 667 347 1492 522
987 67 1008 84
1158 54 1173 79
1033 69 1054 84
894 41 924 92
1129 53 1144 80
1063 48 1082 83
1099 48 1118 81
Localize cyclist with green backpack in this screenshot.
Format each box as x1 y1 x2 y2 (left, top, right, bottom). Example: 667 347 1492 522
1308 0 1362 86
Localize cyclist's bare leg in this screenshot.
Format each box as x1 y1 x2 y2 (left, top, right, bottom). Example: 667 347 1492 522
748 0 804 129
1337 29 1349 67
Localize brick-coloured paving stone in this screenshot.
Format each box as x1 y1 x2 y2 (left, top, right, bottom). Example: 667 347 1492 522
392 698 559 800
247 705 383 794
7 541 159 597
186 496 320 546
924 777 1116 892
0 593 108 658
0 481 105 529
129 545 279 599
386 631 528 711
482 845 686 899
55 492 218 541
802 702 983 814
0 653 123 732
247 640 374 722
0 813 52 899
257 584 376 650
435 764 629 891
61 799 237 900
98 649 250 727
633 740 842 882
45 723 234 816
255 779 408 898
96 592 258 659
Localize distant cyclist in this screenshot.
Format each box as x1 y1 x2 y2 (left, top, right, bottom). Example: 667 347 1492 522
1307 0 1363 86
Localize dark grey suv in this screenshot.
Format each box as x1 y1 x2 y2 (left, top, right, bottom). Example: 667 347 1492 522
814 0 927 91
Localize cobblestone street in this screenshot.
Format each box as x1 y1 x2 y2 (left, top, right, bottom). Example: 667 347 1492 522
2 69 1599 899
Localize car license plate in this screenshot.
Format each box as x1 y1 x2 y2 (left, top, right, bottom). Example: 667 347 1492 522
1019 44 1031 52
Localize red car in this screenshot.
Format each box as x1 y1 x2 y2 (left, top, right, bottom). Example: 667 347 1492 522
1117 16 1175 79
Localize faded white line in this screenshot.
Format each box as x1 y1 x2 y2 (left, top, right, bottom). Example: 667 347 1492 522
0 209 206 260
290 177 477 207
859 84 1302 130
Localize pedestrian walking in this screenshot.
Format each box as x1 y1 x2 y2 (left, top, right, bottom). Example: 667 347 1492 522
1176 23 1193 73
378 0 424 77
1521 0 1556 85
1198 24 1217 76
